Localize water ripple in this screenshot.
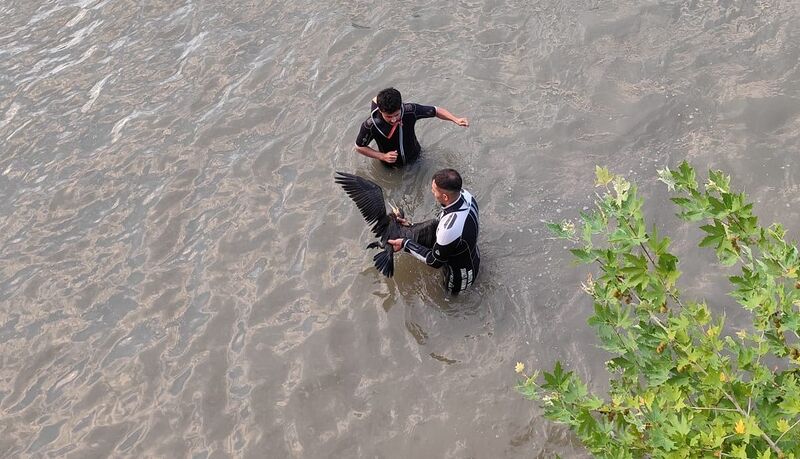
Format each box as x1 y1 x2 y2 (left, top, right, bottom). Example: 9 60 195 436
0 0 799 457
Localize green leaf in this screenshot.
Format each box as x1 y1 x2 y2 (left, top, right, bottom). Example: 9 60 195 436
546 220 575 239
543 361 568 389
658 166 676 191
570 248 596 264
699 221 725 248
580 211 604 243
672 161 698 191
649 426 677 451
595 165 614 187
669 413 692 438
707 170 731 193
707 195 728 218
779 385 800 416
731 443 749 459
576 409 599 440
647 225 671 256
613 176 631 207
761 258 784 277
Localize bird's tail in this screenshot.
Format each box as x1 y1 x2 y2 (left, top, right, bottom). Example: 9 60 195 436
372 246 394 277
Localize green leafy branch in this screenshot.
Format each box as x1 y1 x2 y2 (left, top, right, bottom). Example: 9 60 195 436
519 163 800 458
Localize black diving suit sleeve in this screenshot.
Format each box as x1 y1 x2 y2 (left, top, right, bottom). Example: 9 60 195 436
402 239 447 268
355 118 374 147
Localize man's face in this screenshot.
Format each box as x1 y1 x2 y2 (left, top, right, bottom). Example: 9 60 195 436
431 180 448 206
380 109 402 125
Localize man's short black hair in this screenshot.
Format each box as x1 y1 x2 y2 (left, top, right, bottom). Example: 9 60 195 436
432 169 462 193
377 88 402 113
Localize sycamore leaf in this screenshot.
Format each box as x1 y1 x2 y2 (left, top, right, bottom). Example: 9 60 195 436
570 248 596 264
546 220 576 239
649 428 677 452
777 418 791 433
707 170 730 193
613 176 631 207
731 444 748 459
595 165 614 187
669 414 691 437
676 161 698 190
658 167 676 191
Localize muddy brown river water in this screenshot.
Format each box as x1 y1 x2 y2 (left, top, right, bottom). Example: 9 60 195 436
1 0 800 457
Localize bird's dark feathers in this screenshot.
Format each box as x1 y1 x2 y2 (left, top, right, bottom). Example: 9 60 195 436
336 172 438 278
334 171 389 237
373 248 394 277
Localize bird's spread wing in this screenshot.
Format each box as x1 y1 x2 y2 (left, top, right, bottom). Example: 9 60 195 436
335 171 389 236
410 219 438 248
373 246 394 277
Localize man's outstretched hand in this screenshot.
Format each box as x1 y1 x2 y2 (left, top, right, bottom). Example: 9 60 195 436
387 239 404 253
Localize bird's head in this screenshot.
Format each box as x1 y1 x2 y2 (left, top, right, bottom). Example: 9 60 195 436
388 201 405 220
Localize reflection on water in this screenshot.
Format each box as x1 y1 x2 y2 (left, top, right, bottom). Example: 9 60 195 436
1 0 800 457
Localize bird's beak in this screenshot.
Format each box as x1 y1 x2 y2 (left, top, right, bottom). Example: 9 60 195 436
389 201 400 217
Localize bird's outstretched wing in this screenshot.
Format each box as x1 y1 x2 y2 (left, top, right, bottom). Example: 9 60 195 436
409 219 438 248
373 247 394 277
334 172 389 236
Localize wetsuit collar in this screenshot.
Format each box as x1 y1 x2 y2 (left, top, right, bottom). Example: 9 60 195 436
371 104 404 139
441 192 465 212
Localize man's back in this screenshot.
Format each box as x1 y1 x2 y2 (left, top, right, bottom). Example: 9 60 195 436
403 190 480 294
434 190 480 293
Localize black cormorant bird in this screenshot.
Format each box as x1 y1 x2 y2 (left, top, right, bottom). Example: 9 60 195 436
335 171 437 277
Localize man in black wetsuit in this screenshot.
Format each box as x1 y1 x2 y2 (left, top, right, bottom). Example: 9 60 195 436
388 169 480 294
354 88 469 167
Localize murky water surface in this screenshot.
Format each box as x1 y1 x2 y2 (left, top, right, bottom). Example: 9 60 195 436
1 0 799 457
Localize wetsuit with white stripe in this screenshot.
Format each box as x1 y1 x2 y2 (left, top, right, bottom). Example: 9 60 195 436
402 190 480 294
355 102 437 166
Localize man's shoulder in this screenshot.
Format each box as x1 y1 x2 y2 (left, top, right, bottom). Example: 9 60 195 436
404 102 427 112
462 190 476 203
406 102 436 119
438 212 458 229
436 212 467 245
